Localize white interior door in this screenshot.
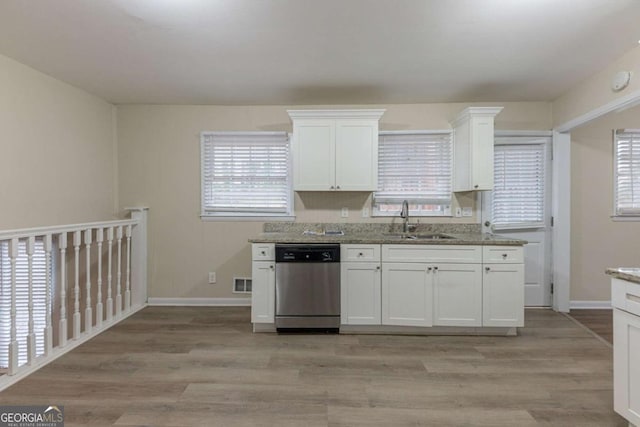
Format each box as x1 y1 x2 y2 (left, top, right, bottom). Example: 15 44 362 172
481 134 552 307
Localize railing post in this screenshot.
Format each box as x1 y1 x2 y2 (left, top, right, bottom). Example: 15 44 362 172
95 228 103 328
8 238 19 375
73 231 81 339
106 227 114 322
58 233 68 347
126 208 148 308
115 226 123 317
125 225 132 311
84 229 93 334
26 236 36 365
44 234 53 356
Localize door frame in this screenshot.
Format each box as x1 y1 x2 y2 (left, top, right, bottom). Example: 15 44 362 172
552 88 640 312
482 131 553 307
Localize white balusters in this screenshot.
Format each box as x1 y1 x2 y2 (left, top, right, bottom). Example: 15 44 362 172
26 236 36 365
116 226 123 317
95 228 103 328
125 225 132 311
73 231 81 339
84 229 92 334
43 234 53 356
58 233 68 347
106 227 114 321
8 238 19 375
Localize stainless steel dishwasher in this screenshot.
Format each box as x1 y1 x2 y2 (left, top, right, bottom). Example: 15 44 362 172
275 244 340 331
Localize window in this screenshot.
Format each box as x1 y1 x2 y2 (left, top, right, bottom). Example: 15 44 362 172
0 239 54 368
614 129 640 216
201 132 292 218
492 138 547 229
373 132 452 216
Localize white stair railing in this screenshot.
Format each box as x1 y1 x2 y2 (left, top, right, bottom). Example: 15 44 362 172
0 208 148 388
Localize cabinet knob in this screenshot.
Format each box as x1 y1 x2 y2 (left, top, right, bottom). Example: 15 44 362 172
270 265 274 270
261 251 266 256
336 185 341 190
358 252 363 257
474 184 479 189
330 185 335 190
502 253 508 259
427 267 432 271
376 266 381 271
485 267 491 272
433 266 438 271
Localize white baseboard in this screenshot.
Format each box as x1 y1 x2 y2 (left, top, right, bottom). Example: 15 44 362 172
570 300 612 309
147 297 251 307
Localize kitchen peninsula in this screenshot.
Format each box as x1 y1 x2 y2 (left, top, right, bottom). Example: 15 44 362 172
250 223 526 336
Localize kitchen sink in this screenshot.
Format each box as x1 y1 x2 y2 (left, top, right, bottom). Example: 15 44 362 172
387 233 456 240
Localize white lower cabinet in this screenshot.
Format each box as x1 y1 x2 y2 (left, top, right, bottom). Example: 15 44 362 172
251 260 275 324
482 263 524 327
433 264 482 327
614 308 640 426
382 263 433 327
341 262 381 325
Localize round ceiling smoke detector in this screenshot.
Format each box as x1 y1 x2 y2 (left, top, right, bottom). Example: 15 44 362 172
611 71 632 92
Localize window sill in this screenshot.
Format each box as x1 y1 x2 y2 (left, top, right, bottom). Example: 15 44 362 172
611 215 640 222
201 215 295 222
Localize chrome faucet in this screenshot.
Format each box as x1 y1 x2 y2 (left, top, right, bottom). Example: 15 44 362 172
400 200 410 233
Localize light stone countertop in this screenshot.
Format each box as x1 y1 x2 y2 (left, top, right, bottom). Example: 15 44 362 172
249 231 526 246
606 267 640 284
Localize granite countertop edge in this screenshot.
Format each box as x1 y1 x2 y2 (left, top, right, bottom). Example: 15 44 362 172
248 232 526 246
606 267 640 284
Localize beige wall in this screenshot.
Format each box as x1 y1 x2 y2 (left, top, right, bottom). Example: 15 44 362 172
117 102 552 299
553 45 640 128
570 105 640 302
0 53 116 229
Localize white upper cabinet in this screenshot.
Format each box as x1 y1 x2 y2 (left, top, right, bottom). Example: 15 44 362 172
288 109 385 191
451 107 503 192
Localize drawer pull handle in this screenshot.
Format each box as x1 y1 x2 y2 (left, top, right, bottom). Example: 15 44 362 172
626 293 640 304
485 267 491 272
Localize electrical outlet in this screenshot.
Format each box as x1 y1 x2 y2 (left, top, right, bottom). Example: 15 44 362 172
208 272 216 284
462 207 473 217
362 207 369 218
455 207 462 217
341 207 349 218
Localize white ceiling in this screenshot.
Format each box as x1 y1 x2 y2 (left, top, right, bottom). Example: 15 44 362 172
1 0 639 105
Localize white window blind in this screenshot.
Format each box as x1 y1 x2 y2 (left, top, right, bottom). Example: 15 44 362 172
492 140 546 229
614 129 640 216
0 240 53 368
374 132 452 216
201 132 292 217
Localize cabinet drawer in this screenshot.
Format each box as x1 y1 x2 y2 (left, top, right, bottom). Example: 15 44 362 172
382 245 481 264
342 244 381 262
252 243 275 261
482 246 523 264
612 278 640 316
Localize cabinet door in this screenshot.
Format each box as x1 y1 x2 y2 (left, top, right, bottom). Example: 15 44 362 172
341 262 381 325
382 263 432 327
433 264 482 327
335 120 377 191
482 263 524 327
469 116 494 190
613 308 640 426
251 261 275 323
293 120 335 191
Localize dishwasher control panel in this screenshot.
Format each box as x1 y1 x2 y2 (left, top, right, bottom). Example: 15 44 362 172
275 245 340 262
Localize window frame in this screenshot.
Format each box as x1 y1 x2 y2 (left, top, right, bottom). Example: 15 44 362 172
613 129 640 219
200 131 294 221
372 130 453 217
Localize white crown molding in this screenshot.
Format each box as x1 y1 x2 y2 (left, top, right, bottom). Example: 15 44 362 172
147 297 251 306
569 300 612 309
287 109 386 120
450 106 504 127
555 89 640 133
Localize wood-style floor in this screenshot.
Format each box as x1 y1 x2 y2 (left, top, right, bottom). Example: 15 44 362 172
0 307 626 427
568 309 613 344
